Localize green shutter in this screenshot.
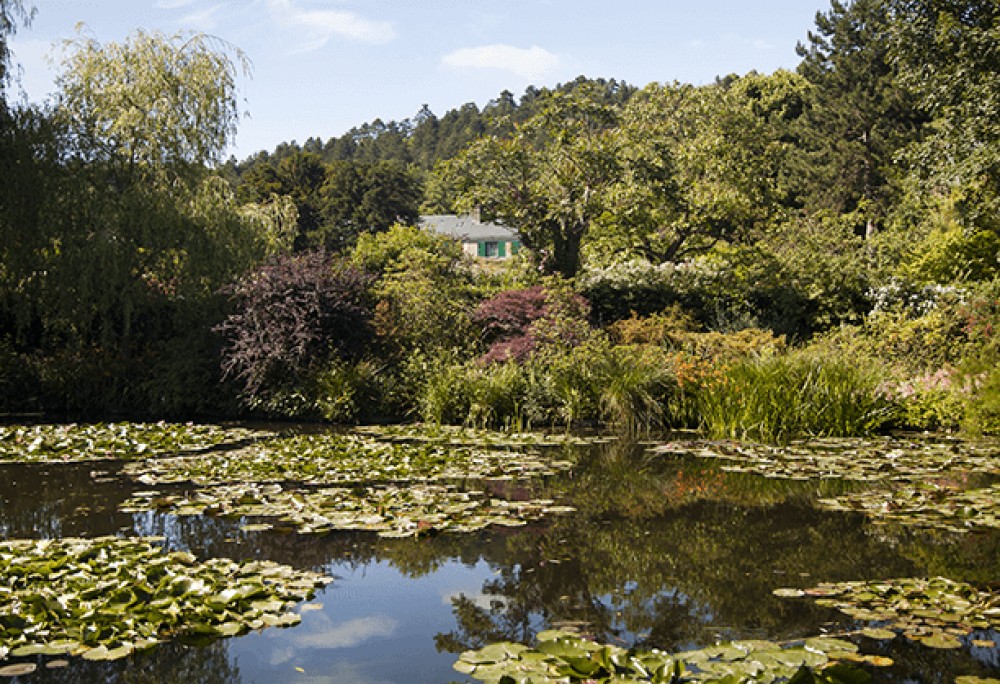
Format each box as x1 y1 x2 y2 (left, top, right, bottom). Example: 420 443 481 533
477 241 486 257
511 241 520 255
498 242 507 258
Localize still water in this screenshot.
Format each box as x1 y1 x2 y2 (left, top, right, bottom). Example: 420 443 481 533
1 438 998 682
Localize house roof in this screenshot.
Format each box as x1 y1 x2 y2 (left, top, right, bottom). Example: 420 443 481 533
420 214 518 242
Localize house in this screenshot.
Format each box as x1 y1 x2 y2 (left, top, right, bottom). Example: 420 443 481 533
420 213 521 259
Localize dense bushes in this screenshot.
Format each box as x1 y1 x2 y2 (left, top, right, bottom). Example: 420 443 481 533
216 251 375 416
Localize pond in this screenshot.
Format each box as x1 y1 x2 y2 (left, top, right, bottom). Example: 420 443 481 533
0 425 998 682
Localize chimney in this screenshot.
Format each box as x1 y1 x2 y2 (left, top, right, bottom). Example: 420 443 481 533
471 204 482 223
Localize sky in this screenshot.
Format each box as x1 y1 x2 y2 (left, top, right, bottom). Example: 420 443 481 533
6 1 833 160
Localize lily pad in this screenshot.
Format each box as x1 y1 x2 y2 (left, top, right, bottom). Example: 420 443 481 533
860 627 897 641
0 422 272 463
779 576 1000 651
124 432 577 487
920 633 963 649
454 631 871 683
650 435 1000 484
0 663 36 677
121 482 575 537
0 537 330 662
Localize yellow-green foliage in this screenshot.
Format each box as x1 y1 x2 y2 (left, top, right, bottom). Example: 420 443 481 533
607 309 786 362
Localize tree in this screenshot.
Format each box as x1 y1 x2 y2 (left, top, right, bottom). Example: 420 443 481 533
0 0 32 97
793 0 925 233
18 30 285 355
598 75 795 265
217 251 375 410
315 160 422 251
57 29 248 170
887 0 1000 230
446 85 622 278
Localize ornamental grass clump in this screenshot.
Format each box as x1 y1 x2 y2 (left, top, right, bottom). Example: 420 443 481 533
698 351 894 443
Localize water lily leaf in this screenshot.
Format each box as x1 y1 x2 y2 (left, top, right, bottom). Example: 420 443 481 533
0 663 36 676
240 523 273 533
860 627 897 641
804 638 858 655
45 660 70 669
81 645 110 661
955 677 1000 684
920 633 963 649
773 588 805 598
453 659 478 675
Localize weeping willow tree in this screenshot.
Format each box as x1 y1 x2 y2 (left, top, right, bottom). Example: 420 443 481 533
3 29 294 355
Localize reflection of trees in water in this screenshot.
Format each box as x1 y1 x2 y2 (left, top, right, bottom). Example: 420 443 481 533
884 525 1000 587
4 441 998 681
430 442 931 655
0 462 136 539
15 642 239 684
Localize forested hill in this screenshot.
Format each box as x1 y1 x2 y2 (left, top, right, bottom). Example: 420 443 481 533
229 77 636 172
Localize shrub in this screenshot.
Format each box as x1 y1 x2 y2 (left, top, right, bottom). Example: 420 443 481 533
964 367 1000 435
217 251 375 414
474 281 593 364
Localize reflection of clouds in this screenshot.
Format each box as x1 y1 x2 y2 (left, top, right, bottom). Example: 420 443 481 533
269 613 399 665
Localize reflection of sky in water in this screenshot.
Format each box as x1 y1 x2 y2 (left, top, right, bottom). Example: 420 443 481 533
229 558 497 684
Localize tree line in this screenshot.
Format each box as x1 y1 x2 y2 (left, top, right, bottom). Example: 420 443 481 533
0 0 997 433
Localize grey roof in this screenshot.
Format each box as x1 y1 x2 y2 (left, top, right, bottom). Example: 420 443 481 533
420 214 518 242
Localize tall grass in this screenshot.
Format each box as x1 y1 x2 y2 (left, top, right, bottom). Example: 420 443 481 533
698 352 894 443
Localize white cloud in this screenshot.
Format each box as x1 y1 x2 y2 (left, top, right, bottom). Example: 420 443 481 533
267 0 396 49
442 44 561 81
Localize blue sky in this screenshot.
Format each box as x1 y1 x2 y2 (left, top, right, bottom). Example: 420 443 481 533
7 1 832 159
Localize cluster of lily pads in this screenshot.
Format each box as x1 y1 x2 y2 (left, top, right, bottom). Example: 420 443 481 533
0 422 271 463
453 629 876 683
774 576 1000 650
120 483 575 537
0 536 331 665
124 433 576 487
817 483 1000 533
649 436 1000 483
354 423 608 448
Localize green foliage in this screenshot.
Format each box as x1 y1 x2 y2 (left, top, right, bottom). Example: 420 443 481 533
610 75 792 264
698 350 894 442
897 196 1000 284
793 0 924 226
453 629 872 684
417 336 685 435
446 84 623 277
56 29 248 168
964 366 1000 435
888 0 1000 230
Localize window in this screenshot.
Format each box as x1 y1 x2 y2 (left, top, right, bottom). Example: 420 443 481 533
484 241 499 258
